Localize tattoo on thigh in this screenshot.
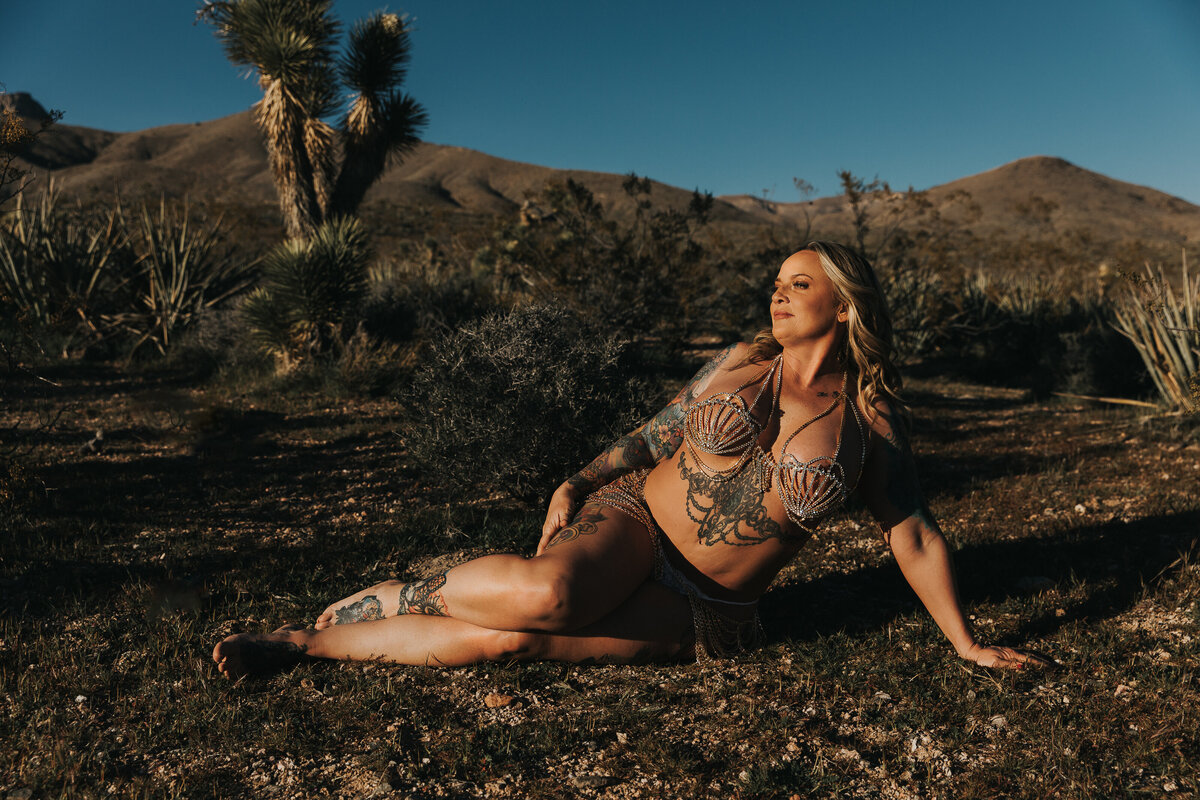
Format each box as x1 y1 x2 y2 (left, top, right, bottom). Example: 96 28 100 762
398 573 449 616
333 595 384 625
545 506 607 549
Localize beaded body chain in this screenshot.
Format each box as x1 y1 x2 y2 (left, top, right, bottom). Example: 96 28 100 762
682 355 867 528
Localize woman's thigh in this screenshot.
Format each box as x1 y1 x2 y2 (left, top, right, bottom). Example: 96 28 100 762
530 579 695 664
530 502 658 625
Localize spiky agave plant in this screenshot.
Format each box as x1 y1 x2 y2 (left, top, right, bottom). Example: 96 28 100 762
0 182 134 353
1112 258 1200 412
116 199 256 357
199 0 426 240
243 216 370 370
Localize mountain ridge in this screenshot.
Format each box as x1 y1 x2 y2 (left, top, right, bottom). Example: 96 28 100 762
6 92 1199 250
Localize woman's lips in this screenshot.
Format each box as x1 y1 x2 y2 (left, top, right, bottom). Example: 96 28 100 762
772 311 792 320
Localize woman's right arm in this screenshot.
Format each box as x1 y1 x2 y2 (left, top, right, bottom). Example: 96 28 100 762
537 343 742 551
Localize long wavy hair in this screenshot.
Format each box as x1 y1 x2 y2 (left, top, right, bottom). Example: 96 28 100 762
742 241 906 423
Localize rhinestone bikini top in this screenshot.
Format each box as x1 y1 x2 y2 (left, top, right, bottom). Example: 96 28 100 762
682 355 867 530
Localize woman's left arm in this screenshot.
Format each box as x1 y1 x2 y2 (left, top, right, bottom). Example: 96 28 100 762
860 403 1047 669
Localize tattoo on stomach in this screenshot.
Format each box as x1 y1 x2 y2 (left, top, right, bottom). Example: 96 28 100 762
677 449 789 546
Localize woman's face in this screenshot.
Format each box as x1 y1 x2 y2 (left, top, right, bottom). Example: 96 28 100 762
770 250 848 346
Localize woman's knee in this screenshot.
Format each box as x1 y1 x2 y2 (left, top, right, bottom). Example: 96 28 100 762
514 566 586 630
482 629 545 662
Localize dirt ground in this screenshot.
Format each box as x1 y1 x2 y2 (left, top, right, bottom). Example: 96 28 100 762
1 362 1197 799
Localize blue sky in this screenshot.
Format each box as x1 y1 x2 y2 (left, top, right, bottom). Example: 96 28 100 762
2 0 1198 203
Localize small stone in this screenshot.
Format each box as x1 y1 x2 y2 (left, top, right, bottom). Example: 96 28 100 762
1164 779 1178 792
1074 504 1087 514
615 732 628 745
74 695 87 704
9 789 33 800
484 693 515 708
988 714 1008 729
738 770 752 783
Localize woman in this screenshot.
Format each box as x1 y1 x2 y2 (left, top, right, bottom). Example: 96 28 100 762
214 242 1045 677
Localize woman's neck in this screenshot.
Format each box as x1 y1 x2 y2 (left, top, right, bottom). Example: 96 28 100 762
778 340 845 391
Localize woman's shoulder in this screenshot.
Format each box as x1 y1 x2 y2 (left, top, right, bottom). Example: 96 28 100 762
693 341 754 377
857 393 910 451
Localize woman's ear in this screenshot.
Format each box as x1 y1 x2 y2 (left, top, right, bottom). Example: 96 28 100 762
837 303 849 323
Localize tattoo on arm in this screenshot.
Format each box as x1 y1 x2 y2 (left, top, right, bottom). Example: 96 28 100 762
566 434 654 494
566 344 737 494
333 595 384 625
398 573 450 616
545 506 607 549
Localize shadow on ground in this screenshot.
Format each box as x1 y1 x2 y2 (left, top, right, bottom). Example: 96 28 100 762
763 510 1200 645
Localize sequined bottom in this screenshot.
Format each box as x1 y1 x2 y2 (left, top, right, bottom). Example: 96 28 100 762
584 471 765 662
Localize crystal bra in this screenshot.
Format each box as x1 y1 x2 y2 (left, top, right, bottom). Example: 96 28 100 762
682 354 867 529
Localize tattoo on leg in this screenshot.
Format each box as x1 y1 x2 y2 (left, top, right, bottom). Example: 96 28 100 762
545 506 607 549
398 573 449 616
333 595 384 625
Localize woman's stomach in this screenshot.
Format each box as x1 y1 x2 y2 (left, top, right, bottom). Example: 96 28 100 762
643 448 809 600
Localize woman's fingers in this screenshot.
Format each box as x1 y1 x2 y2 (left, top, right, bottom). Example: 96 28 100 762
537 513 567 555
969 644 1055 670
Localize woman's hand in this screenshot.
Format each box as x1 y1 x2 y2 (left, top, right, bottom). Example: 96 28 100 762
537 483 580 555
961 643 1054 670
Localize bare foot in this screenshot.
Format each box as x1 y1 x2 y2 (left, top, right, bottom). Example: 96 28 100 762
212 626 314 680
314 581 401 630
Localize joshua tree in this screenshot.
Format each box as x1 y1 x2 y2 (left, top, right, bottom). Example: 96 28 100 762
199 0 427 240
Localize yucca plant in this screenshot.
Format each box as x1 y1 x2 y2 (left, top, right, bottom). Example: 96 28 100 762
0 183 135 353
243 216 370 370
1113 258 1200 412
199 0 426 241
107 199 256 357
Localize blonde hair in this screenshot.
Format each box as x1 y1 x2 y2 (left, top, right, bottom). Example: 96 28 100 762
742 241 906 423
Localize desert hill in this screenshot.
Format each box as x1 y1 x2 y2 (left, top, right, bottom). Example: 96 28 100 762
722 156 1200 249
6 93 755 224
7 92 1200 252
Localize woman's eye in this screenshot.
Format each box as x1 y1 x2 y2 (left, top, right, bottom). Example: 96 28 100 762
793 282 808 289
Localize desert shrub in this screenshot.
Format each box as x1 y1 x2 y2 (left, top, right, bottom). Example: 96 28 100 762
1058 321 1148 397
1113 261 1200 411
401 304 657 505
242 216 370 371
0 185 253 358
0 185 137 355
945 273 1147 398
473 176 715 352
115 199 255 357
878 258 961 361
360 253 500 344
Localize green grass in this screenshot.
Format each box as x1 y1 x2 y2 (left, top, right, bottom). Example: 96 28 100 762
1 364 1197 799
